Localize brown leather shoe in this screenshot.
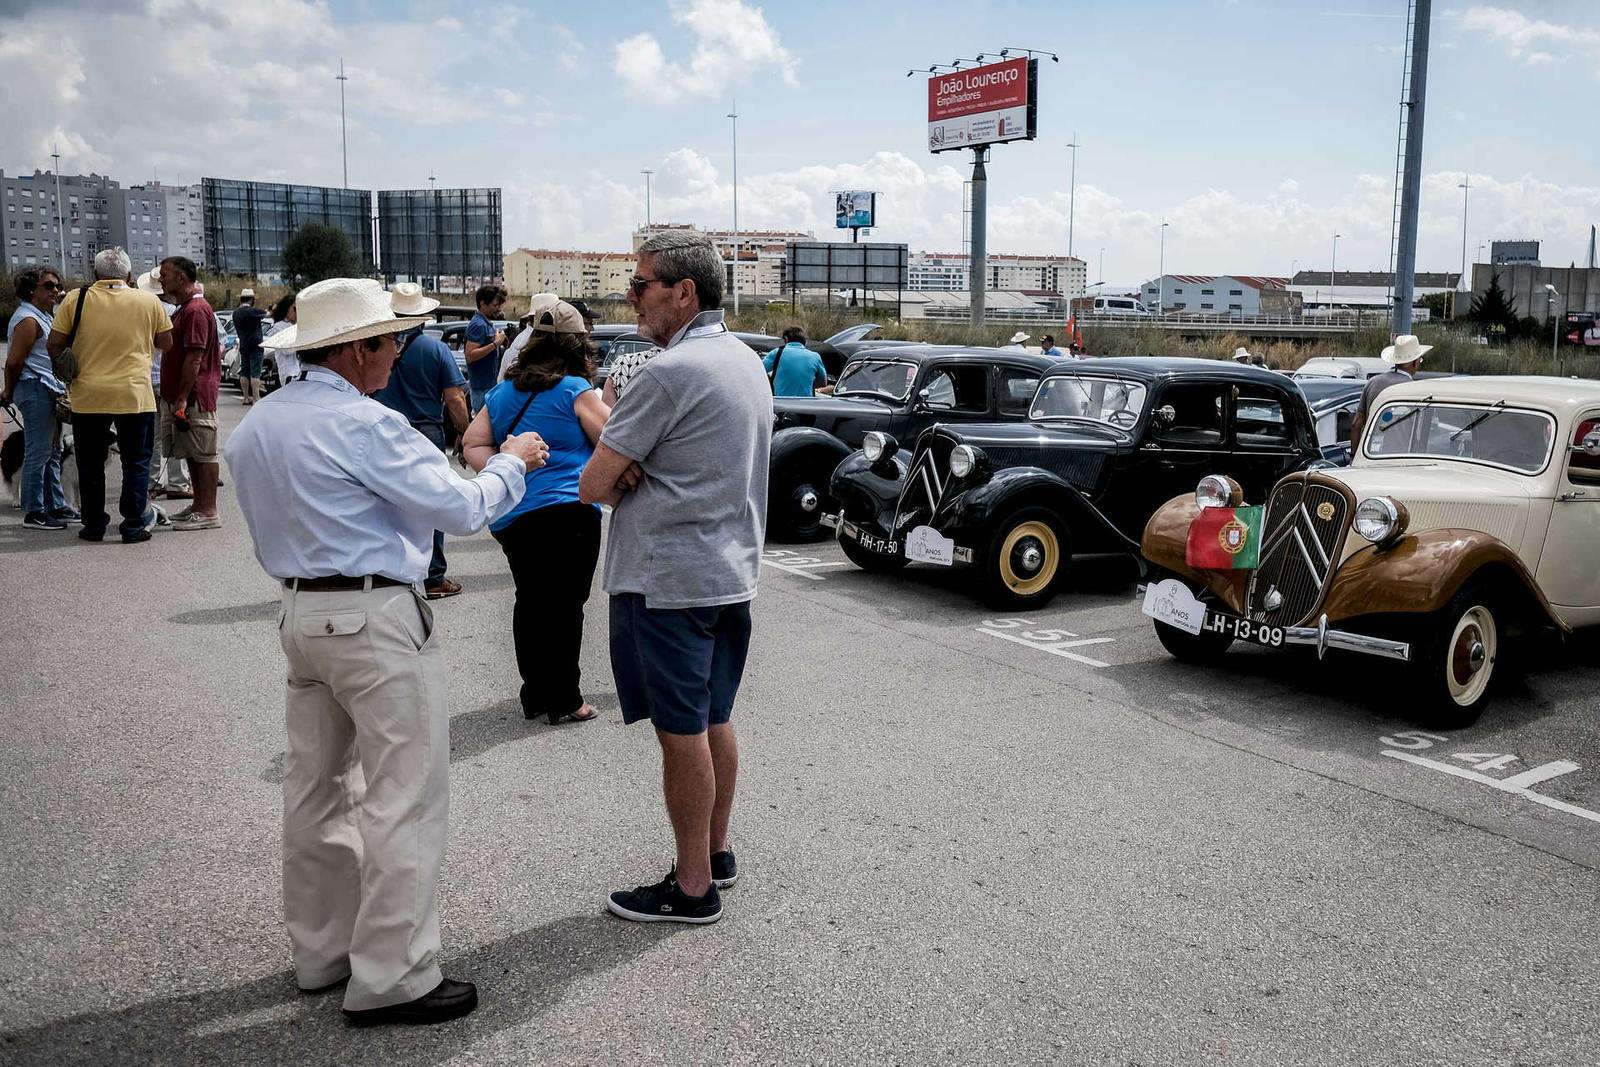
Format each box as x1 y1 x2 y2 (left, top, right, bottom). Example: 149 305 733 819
342 978 478 1026
424 578 462 600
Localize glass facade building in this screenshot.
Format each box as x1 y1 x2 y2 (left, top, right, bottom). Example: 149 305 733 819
376 187 502 287
202 177 373 279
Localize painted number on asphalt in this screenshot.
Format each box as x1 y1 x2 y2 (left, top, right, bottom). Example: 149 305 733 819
761 548 849 582
1377 730 1599 826
977 617 1116 669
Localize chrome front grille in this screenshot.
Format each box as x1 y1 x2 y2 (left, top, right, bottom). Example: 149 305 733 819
1246 477 1350 625
892 434 955 532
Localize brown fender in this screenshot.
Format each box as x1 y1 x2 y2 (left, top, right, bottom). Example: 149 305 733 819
1141 494 1250 614
1320 528 1567 630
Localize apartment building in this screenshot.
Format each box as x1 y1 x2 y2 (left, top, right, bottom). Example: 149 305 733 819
1 169 120 277
909 252 1086 299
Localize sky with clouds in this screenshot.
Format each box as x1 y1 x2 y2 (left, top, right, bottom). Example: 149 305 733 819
0 0 1596 287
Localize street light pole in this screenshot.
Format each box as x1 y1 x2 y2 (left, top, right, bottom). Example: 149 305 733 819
1098 247 1104 285
336 58 349 189
1065 133 1079 259
1330 232 1341 306
1158 219 1168 316
50 150 65 276
1545 284 1561 359
1455 176 1469 319
727 100 739 315
641 169 653 229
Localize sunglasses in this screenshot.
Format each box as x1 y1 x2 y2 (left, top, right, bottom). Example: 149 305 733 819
629 275 671 296
39 280 62 292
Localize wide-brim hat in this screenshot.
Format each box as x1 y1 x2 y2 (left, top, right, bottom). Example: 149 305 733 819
389 281 440 317
263 278 427 350
240 288 255 298
1232 346 1251 362
136 268 161 295
1009 331 1030 344
1380 334 1432 365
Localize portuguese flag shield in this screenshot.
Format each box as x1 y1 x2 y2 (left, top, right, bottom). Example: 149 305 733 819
1185 505 1264 569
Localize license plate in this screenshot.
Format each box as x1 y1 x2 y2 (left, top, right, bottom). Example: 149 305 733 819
857 531 899 555
1203 610 1284 648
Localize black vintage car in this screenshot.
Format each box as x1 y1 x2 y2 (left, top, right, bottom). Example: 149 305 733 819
768 345 1062 539
824 357 1324 608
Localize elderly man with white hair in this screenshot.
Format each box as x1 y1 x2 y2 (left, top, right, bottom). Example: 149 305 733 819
227 277 549 1026
47 247 173 543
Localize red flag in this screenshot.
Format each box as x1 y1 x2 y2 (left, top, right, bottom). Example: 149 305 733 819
1185 506 1264 569
1066 311 1082 349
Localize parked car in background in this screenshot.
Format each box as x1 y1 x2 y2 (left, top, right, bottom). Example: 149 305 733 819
768 345 1056 540
594 332 656 389
1295 377 1366 464
1139 375 1600 724
423 318 516 380
826 358 1322 607
1291 356 1390 381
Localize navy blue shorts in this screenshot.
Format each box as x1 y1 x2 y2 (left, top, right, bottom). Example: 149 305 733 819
609 594 752 736
242 347 264 378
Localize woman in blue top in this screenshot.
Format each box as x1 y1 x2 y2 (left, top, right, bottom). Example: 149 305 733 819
2 267 77 530
463 301 609 724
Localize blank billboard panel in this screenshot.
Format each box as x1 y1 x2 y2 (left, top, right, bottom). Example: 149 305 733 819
377 187 502 282
203 177 372 278
787 242 909 288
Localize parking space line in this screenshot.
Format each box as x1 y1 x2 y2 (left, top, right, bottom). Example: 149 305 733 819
762 558 829 581
977 626 1114 668
1381 751 1600 826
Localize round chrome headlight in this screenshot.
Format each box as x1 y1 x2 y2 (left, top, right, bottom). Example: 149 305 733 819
948 444 981 478
1195 475 1241 509
862 431 896 463
1354 496 1408 543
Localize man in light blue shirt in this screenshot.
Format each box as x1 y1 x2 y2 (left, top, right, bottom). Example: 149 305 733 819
230 277 548 1027
762 326 831 397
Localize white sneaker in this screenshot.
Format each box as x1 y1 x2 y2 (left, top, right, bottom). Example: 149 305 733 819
171 512 222 531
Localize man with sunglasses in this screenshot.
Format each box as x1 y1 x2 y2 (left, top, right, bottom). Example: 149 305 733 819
579 230 771 925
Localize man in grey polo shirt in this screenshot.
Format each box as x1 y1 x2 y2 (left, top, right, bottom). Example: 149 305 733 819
579 229 771 925
1349 333 1431 447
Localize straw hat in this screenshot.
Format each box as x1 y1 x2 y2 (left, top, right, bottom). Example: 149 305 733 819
1380 334 1432 365
389 281 440 317
1009 331 1030 345
263 278 427 350
1232 346 1251 363
240 288 255 299
136 268 161 295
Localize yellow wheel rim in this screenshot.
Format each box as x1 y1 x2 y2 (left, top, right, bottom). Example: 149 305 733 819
1445 605 1497 707
999 520 1060 595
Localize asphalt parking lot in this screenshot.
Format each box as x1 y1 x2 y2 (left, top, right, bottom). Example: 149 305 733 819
3 401 1598 1066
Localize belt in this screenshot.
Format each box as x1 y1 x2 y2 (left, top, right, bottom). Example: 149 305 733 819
284 575 413 592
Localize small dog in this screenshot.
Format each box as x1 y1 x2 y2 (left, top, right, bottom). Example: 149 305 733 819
2 404 82 512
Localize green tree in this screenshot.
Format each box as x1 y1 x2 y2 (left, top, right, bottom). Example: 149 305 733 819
1467 271 1520 339
1417 291 1453 320
283 223 357 285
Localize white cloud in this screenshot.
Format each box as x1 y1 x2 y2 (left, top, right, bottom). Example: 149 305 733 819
1457 5 1600 62
551 25 586 73
613 0 795 103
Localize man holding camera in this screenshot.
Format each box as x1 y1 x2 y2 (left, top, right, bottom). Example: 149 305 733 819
462 284 507 414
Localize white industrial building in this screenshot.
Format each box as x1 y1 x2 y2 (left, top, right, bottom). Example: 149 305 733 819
910 252 1085 300
1289 270 1460 315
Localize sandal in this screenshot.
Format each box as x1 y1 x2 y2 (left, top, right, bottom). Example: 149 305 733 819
545 703 599 725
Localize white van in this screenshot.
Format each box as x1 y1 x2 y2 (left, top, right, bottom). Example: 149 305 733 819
1091 296 1151 315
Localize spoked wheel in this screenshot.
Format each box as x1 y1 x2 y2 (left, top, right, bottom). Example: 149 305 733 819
1414 585 1501 727
983 507 1070 609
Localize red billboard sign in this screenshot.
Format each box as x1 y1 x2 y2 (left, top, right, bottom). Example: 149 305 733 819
926 57 1036 153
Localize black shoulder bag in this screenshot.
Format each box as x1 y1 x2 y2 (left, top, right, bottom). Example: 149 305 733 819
49 286 90 423
767 345 785 392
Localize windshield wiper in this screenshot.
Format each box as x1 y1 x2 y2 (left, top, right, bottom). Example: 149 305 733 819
1377 395 1431 435
1450 399 1507 441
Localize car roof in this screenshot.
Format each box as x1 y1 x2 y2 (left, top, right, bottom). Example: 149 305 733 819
1041 356 1297 386
1377 375 1600 416
844 344 1060 371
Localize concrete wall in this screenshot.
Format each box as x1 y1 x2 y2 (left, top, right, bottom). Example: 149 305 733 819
1471 263 1600 319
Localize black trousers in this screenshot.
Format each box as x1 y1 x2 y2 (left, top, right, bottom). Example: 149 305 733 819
74 411 154 537
491 502 602 717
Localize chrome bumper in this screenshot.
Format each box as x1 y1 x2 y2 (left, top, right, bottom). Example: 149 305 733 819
819 512 840 530
1282 614 1410 663
823 512 974 564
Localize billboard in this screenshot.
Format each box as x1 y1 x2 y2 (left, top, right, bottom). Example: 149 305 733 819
927 57 1037 153
203 177 373 279
787 241 908 288
836 191 876 229
377 187 502 284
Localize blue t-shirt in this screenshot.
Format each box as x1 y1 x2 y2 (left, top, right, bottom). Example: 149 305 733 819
484 375 597 530
7 303 59 387
372 330 466 426
763 342 827 397
464 312 500 394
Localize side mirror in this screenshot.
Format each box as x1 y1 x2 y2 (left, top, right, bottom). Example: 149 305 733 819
913 387 932 410
1156 404 1177 426
1584 429 1600 457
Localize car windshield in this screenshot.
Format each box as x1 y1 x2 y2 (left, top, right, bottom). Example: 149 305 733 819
1030 373 1148 426
1365 401 1555 473
835 360 917 401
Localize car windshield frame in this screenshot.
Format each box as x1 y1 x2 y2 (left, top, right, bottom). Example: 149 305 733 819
1028 371 1149 429
833 358 919 402
1363 399 1557 475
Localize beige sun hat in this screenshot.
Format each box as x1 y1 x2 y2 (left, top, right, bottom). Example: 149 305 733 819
1232 346 1251 363
135 268 161 295
1380 334 1432 365
263 278 427 350
389 281 441 317
1009 331 1030 344
240 288 255 299
531 300 587 335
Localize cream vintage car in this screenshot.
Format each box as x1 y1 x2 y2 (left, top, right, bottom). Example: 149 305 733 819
1138 376 1600 724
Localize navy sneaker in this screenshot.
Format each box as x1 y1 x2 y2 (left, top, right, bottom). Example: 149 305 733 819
22 511 67 531
711 849 738 889
608 872 722 924
49 506 81 525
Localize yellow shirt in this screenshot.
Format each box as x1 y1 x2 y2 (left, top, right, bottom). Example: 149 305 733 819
52 280 172 414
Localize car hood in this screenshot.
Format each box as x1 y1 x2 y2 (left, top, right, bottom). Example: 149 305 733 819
774 394 894 422
940 419 1129 449
1322 460 1534 555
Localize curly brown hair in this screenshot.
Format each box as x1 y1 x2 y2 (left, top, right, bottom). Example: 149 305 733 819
507 329 598 396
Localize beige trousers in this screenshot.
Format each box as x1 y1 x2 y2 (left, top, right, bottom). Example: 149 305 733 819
278 581 448 1010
